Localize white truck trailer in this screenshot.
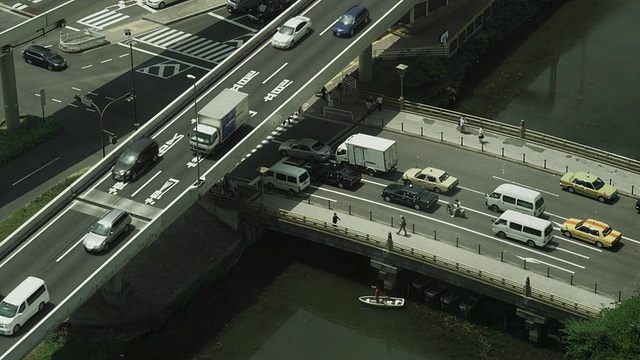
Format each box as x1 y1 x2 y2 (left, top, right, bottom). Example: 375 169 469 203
189 89 249 156
334 133 398 176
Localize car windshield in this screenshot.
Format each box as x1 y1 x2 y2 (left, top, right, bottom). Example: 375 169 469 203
91 222 111 236
311 142 326 151
439 173 449 182
338 14 355 25
118 151 137 166
602 227 612 236
279 26 295 35
591 177 605 190
0 301 18 318
336 167 350 176
575 220 585 228
416 188 428 198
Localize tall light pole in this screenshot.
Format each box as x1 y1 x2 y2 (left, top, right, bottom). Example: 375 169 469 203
187 74 202 186
396 63 408 110
74 92 131 157
125 29 139 130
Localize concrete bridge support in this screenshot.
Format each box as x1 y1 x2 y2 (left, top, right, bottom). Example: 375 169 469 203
0 52 20 130
516 308 548 342
370 259 401 290
358 45 373 83
102 271 127 306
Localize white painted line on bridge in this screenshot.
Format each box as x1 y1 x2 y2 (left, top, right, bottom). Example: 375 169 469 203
208 12 257 32
262 62 288 84
131 170 162 198
12 157 60 186
516 256 575 274
56 237 85 263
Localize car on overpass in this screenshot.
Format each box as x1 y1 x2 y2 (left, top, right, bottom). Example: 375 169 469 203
271 16 312 49
561 218 621 249
381 183 439 211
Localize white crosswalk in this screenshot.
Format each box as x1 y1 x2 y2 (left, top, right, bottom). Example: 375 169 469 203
77 9 130 30
135 27 239 64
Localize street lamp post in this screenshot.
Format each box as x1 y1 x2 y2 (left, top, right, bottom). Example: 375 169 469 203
396 63 408 110
74 92 131 157
124 29 139 129
187 74 203 186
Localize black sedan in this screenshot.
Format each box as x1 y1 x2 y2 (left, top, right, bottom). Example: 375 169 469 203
311 163 362 189
381 184 439 211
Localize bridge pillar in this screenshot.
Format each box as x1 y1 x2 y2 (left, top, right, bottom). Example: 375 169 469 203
370 259 401 290
0 52 20 130
101 271 127 306
358 45 373 83
516 308 548 342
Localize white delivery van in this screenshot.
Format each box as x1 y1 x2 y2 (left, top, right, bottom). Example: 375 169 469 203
491 210 554 248
486 183 545 217
0 276 50 336
263 163 311 195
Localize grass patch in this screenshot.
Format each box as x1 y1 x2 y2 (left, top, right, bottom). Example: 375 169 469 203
25 332 122 360
0 114 62 166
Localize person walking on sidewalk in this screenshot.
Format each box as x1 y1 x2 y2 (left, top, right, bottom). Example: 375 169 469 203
327 92 334 107
397 215 407 236
332 212 340 226
376 95 383 111
478 127 485 143
321 86 327 101
459 116 466 133
336 83 343 103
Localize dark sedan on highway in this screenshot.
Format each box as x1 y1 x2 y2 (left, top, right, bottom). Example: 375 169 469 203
381 184 439 211
311 163 362 189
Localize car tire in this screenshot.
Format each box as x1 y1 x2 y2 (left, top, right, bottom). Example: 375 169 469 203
159 2 166 8
384 196 391 202
26 58 32 64
497 231 506 239
567 187 575 194
434 187 442 194
12 324 19 335
267 183 275 190
47 65 54 71
38 302 45 311
490 204 500 212
280 150 288 157
414 204 421 210
596 241 604 248
597 196 606 203
527 240 536 247
403 179 411 185
124 224 130 233
562 230 572 238
153 153 158 162
104 242 110 251
288 189 296 196
367 169 376 177
308 156 315 163
338 183 344 189
350 29 354 36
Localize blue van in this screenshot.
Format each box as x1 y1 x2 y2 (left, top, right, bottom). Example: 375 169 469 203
333 4 370 37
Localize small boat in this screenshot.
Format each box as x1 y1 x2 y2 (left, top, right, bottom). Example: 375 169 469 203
441 287 467 306
424 282 446 303
359 296 405 308
459 292 481 315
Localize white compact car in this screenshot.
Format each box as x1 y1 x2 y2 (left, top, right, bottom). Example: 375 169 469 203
145 0 182 9
271 16 312 49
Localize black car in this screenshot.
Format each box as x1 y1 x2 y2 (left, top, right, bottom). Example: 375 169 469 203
311 163 362 189
248 2 285 23
112 138 159 182
22 45 67 71
636 199 640 213
381 184 439 211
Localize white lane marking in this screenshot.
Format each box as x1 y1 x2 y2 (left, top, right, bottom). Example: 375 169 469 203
492 176 559 197
131 170 162 197
549 245 590 259
71 87 82 92
208 12 257 32
52 98 62 103
12 157 60 185
361 178 387 187
262 62 288 84
100 59 112 64
516 256 575 274
314 186 586 269
56 237 85 263
81 65 93 69
458 186 485 195
320 19 338 37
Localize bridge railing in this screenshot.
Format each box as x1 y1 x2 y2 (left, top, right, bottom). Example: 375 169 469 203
235 200 601 319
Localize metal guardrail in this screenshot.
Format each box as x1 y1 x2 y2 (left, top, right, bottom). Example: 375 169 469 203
358 90 640 176
235 200 600 319
372 46 449 59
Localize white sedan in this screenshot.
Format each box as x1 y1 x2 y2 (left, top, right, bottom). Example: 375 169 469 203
271 16 312 49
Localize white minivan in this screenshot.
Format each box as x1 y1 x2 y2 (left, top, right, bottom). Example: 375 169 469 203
0 277 50 336
491 210 554 248
263 163 311 195
486 183 545 217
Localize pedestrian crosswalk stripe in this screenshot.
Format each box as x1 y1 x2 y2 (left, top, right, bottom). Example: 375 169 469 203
77 9 129 30
208 48 236 62
171 37 207 51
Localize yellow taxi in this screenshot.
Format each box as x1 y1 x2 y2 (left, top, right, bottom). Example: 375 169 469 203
559 172 618 203
561 218 621 249
402 167 459 194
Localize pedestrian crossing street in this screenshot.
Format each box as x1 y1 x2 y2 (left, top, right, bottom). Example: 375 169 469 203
77 9 130 30
135 27 242 64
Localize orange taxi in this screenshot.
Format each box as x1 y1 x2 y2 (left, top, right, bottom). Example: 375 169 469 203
561 218 621 249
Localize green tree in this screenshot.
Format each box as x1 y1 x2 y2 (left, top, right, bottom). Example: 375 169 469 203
563 292 640 360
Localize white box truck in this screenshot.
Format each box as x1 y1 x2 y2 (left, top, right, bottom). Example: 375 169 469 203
334 133 398 176
190 89 249 156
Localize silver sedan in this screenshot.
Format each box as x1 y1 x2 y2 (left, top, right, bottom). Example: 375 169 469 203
278 138 331 162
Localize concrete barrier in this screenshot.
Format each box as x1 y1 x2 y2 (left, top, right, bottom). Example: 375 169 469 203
58 28 109 53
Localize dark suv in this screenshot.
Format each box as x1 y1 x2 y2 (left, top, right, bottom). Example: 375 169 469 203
112 138 159 182
311 163 362 189
381 183 439 211
22 45 67 71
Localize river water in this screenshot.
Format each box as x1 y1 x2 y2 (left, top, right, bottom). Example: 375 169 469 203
76 1 638 359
